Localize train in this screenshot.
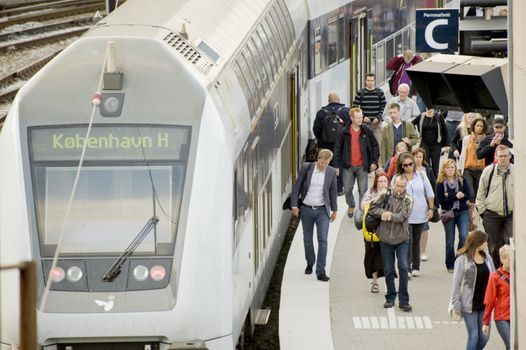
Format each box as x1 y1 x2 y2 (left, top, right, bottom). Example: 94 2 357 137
0 0 446 348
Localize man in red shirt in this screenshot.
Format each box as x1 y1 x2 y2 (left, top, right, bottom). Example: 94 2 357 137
334 107 379 218
483 244 511 349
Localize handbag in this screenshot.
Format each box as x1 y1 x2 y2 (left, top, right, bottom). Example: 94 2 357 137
362 204 379 242
440 209 455 223
364 190 391 234
430 207 440 223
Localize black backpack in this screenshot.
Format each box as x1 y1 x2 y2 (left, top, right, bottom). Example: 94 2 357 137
364 190 392 233
320 107 344 145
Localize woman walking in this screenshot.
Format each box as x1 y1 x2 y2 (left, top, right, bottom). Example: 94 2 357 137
451 113 478 159
457 116 488 202
361 171 389 293
436 159 471 272
393 152 435 277
450 230 495 350
413 148 436 262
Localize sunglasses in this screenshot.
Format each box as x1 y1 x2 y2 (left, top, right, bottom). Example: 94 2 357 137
402 162 414 168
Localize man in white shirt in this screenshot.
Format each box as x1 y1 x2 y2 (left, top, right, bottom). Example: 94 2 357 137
291 149 338 281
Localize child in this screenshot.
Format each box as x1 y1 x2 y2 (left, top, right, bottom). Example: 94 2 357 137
482 244 511 350
384 142 409 180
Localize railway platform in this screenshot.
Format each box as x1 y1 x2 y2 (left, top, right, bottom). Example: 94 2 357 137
279 195 503 349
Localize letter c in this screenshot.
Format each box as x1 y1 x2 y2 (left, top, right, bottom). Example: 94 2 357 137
425 18 448 50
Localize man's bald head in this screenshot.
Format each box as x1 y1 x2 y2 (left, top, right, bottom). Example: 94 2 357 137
328 92 340 104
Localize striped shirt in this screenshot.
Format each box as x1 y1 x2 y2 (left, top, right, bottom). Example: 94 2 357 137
352 88 386 119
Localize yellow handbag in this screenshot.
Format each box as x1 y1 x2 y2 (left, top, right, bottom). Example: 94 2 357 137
362 203 380 242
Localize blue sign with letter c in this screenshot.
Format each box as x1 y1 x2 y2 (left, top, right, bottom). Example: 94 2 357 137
416 9 459 53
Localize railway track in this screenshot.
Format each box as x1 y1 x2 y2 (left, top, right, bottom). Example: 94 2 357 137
0 26 89 53
0 49 62 123
0 16 91 41
0 0 104 30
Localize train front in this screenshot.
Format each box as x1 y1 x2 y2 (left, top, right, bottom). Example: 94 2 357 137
0 10 234 350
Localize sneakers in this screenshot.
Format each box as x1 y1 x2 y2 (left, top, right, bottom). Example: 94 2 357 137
347 207 354 218
317 273 330 282
420 254 428 262
411 269 420 277
384 300 395 308
399 303 413 312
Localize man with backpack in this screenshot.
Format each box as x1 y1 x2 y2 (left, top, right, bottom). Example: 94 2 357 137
313 92 349 195
352 73 386 147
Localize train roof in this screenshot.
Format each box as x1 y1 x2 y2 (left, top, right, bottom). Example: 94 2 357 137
85 0 307 81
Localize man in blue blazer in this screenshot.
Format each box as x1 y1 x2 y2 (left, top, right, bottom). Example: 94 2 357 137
291 149 338 281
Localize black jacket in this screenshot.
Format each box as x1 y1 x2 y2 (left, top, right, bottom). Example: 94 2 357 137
313 103 350 149
333 124 379 170
412 113 450 147
476 133 513 165
436 176 471 212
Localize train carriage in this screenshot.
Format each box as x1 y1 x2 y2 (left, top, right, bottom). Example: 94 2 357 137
0 0 443 348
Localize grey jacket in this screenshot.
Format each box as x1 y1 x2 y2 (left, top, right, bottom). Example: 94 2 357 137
368 189 413 245
291 162 338 217
451 253 496 314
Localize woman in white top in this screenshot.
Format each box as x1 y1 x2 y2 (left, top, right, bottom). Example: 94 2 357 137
393 153 435 277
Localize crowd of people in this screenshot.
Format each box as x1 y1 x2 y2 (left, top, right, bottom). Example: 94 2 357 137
289 54 513 349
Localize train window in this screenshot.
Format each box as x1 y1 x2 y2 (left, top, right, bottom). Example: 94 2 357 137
237 53 260 114
402 28 410 52
338 16 345 62
376 42 386 84
30 125 191 257
314 25 322 76
385 38 394 76
256 27 277 79
246 38 269 92
276 0 295 44
232 60 256 116
272 4 291 48
258 21 281 76
265 16 285 62
328 17 338 67
395 33 403 56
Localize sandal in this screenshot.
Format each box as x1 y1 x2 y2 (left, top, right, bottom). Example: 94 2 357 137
371 282 379 293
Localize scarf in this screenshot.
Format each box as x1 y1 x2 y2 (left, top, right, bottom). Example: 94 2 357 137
445 177 460 210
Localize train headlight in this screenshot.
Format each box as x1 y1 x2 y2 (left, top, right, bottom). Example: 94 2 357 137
149 265 166 281
100 93 124 117
66 266 83 282
103 96 120 113
50 267 65 283
133 265 149 281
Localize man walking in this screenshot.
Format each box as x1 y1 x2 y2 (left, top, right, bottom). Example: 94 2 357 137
291 149 338 282
476 145 514 267
476 117 513 166
334 107 379 218
369 175 413 312
352 73 386 146
383 84 421 123
379 103 419 167
313 92 349 194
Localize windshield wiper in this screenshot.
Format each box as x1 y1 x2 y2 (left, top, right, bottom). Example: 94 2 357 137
101 216 159 282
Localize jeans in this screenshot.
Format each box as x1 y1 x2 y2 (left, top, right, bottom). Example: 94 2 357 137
464 168 482 203
408 223 424 271
443 209 470 269
380 240 409 305
421 142 442 179
495 320 510 350
482 211 513 267
342 166 368 209
464 310 490 350
300 205 330 276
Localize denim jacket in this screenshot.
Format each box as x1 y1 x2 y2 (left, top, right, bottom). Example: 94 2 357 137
451 253 495 314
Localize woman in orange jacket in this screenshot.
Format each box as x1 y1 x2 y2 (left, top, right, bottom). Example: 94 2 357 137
483 244 511 350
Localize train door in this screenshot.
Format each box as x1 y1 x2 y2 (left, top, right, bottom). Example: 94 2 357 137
349 10 371 100
289 65 300 180
251 138 262 274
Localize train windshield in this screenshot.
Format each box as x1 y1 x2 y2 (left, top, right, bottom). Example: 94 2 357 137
28 125 191 257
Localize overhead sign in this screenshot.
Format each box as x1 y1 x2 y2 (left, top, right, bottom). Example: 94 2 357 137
416 9 459 53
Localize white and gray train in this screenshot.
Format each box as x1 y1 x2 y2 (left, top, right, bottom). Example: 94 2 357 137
0 0 438 348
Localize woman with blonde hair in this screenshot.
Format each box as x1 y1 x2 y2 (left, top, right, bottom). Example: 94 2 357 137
436 159 471 272
450 230 495 350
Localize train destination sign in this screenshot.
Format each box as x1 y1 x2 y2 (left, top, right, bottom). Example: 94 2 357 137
30 125 191 162
416 9 459 53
